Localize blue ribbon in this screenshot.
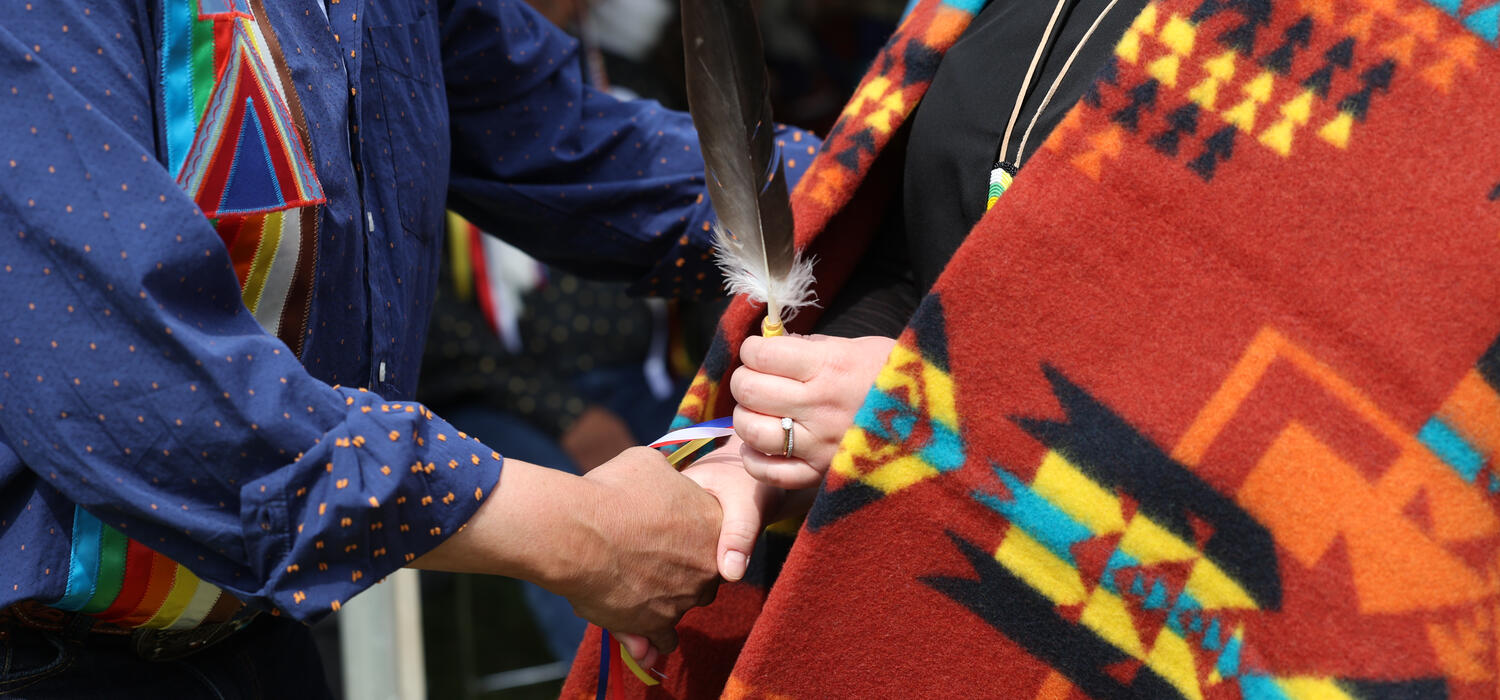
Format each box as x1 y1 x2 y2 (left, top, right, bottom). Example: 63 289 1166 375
596 630 612 700
162 0 197 175
53 506 104 611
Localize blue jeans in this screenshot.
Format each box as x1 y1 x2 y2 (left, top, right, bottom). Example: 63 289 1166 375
0 617 332 699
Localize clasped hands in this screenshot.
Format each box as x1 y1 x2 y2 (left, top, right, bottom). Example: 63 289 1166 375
499 334 894 668
624 334 894 662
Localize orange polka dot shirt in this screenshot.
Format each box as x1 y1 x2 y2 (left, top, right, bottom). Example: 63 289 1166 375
0 0 813 622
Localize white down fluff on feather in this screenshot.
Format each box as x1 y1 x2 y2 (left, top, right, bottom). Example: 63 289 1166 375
712 224 818 321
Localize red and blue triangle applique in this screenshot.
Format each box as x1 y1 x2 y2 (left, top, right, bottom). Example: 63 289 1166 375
175 18 323 219
218 103 284 213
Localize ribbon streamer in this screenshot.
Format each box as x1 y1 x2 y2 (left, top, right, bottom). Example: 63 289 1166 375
598 631 660 700
620 644 661 686
650 417 735 466
648 416 734 447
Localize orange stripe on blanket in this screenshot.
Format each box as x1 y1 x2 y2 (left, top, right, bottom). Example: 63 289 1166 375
1034 670 1074 700
924 5 973 48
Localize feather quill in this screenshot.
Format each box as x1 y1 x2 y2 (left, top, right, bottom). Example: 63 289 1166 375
680 0 815 336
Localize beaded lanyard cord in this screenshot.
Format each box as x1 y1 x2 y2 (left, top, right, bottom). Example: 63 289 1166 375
987 0 1122 210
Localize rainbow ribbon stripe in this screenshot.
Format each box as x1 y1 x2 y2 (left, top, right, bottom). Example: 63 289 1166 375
51 507 229 629
164 0 323 356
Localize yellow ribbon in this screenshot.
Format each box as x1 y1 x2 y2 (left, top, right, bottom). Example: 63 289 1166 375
619 643 661 686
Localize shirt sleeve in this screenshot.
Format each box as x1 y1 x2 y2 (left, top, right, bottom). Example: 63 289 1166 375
0 9 499 621
438 0 820 299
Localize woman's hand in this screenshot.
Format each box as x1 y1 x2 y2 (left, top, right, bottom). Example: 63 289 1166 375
730 334 896 488
680 437 783 582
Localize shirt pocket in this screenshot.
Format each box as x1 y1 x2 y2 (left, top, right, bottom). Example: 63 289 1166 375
364 9 450 240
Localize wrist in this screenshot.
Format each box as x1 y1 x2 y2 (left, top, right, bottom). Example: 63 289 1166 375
411 459 607 591
531 473 614 597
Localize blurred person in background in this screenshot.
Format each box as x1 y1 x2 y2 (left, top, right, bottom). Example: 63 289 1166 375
415 222 689 669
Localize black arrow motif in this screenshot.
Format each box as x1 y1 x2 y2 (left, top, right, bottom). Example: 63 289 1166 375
1325 36 1354 68
1084 57 1121 108
1261 16 1313 73
1187 125 1238 181
1283 15 1314 46
1301 37 1356 96
1301 65 1334 96
1111 79 1160 132
1217 0 1274 54
1362 58 1396 92
1261 43 1296 74
1191 0 1230 23
922 532 1173 700
1151 103 1201 156
1337 59 1397 121
1013 364 1281 607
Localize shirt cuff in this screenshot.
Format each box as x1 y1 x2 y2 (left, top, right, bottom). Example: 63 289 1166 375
238 389 502 621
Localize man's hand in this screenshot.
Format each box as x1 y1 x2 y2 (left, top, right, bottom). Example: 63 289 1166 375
411 447 721 660
730 334 896 487
559 447 723 656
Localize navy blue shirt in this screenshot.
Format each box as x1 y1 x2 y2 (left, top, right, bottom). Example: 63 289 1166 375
0 0 816 621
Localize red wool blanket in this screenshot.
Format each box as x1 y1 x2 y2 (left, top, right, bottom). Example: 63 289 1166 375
566 0 1500 696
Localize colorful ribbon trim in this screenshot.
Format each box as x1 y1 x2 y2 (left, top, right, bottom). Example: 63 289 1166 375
50 507 228 629
162 0 199 174
598 630 614 700
649 417 734 466
96 540 154 621
79 525 128 614
619 645 661 686
46 0 316 630
168 578 225 630
648 416 735 447
54 506 104 611
590 422 735 696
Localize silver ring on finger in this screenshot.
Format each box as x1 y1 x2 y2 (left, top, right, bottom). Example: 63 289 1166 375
780 417 794 458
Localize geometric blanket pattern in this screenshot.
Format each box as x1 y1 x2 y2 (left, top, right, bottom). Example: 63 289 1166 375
565 0 1500 697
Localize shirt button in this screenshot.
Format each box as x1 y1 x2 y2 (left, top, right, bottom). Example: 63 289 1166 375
378 362 386 382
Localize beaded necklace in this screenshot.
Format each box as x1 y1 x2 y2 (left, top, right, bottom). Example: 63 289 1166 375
987 0 1123 210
